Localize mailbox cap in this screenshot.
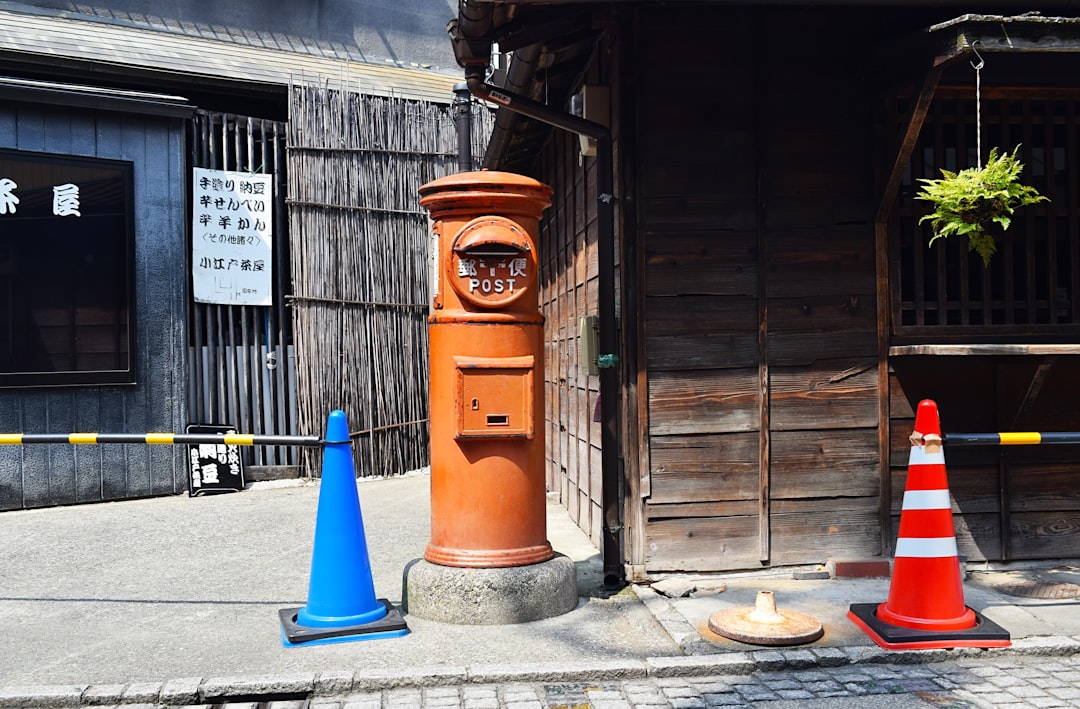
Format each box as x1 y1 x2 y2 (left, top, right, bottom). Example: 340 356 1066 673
419 170 552 220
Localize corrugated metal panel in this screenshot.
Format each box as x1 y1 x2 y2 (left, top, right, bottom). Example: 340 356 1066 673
0 7 460 105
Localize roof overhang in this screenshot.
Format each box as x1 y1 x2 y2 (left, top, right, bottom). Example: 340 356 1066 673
930 14 1080 63
0 76 194 118
467 8 1080 173
0 6 460 108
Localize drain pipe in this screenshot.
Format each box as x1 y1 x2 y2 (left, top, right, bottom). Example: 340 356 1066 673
453 82 473 172
462 66 624 590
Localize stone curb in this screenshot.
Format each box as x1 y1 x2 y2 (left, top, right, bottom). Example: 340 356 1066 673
2 637 1079 707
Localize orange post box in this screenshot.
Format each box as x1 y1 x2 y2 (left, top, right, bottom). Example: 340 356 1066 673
419 171 553 568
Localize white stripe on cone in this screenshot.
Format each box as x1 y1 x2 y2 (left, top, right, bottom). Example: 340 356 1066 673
901 489 952 510
908 445 946 466
894 536 959 558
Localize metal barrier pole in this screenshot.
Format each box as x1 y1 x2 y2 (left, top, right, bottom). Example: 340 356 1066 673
0 433 324 446
942 432 1080 447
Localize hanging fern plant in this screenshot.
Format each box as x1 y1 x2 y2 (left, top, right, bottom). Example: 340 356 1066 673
915 145 1048 267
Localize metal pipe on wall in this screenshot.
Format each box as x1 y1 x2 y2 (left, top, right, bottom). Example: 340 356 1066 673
453 82 473 172
462 67 624 589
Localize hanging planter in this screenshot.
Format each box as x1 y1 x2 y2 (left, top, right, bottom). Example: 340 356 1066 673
915 145 1048 267
914 43 1048 267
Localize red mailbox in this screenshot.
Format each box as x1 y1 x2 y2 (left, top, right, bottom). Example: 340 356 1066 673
419 171 552 568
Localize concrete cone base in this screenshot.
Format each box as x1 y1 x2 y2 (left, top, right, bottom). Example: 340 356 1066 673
404 553 578 624
708 590 824 646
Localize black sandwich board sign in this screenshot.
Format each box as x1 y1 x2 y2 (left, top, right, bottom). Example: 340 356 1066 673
186 424 245 495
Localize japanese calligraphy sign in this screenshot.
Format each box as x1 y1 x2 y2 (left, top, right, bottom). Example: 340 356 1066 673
186 424 245 495
192 167 273 305
0 148 136 386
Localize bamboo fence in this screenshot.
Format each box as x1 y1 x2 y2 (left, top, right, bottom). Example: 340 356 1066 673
287 82 492 477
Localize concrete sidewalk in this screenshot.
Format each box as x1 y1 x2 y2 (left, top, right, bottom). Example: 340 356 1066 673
2 471 1080 705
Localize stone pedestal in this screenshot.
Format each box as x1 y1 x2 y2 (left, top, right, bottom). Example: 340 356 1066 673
404 554 578 624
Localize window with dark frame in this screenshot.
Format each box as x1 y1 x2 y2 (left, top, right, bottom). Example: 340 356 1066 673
893 91 1080 339
0 149 135 387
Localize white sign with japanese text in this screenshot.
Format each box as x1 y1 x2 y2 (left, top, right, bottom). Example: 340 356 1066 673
192 167 273 305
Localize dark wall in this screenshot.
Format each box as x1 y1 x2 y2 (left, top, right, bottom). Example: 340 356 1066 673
636 6 880 571
0 104 187 509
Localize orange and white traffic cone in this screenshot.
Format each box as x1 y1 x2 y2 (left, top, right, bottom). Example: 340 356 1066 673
848 399 1010 650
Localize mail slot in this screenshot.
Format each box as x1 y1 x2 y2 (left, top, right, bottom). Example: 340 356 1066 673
449 217 536 310
419 171 553 568
455 355 534 439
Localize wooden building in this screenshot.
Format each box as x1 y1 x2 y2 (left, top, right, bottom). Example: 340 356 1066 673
0 2 472 510
449 3 1080 580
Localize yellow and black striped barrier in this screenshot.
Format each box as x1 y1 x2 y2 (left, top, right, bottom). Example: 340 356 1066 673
0 432 324 446
943 432 1080 447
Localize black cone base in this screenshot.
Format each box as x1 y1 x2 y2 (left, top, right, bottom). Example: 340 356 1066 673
848 602 1010 650
279 598 408 646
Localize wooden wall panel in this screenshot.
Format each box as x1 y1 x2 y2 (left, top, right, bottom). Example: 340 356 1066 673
953 514 1001 563
647 333 758 372
648 369 759 435
766 228 875 299
1009 512 1080 558
769 295 876 334
0 104 187 511
651 431 759 476
645 515 759 572
768 332 877 367
770 368 878 431
646 295 758 337
647 470 759 506
645 232 757 297
1010 464 1080 512
770 429 879 499
634 6 882 571
538 103 606 548
769 497 880 565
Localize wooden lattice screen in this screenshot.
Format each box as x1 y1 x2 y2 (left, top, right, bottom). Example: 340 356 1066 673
287 83 492 477
189 112 299 468
894 91 1080 337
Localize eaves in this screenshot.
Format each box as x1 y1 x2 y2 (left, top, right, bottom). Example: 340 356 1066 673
0 6 460 105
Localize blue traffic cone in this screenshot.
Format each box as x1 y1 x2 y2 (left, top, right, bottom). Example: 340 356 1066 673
279 410 408 646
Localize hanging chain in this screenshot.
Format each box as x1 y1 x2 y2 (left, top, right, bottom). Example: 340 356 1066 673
971 42 985 169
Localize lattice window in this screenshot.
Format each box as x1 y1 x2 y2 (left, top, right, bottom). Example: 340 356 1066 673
893 91 1080 337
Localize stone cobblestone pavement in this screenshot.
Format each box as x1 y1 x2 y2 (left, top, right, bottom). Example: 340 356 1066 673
299 656 1080 709
11 652 1080 708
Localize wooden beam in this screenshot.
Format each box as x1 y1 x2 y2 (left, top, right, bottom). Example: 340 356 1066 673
758 164 770 565
756 25 769 565
875 219 892 557
1010 357 1058 430
875 65 942 224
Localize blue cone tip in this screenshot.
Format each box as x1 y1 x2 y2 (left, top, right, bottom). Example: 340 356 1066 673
325 409 349 443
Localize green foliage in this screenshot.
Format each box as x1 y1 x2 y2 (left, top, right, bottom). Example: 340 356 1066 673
916 145 1048 266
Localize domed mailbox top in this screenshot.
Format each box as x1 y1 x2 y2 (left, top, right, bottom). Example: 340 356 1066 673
419 170 552 221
